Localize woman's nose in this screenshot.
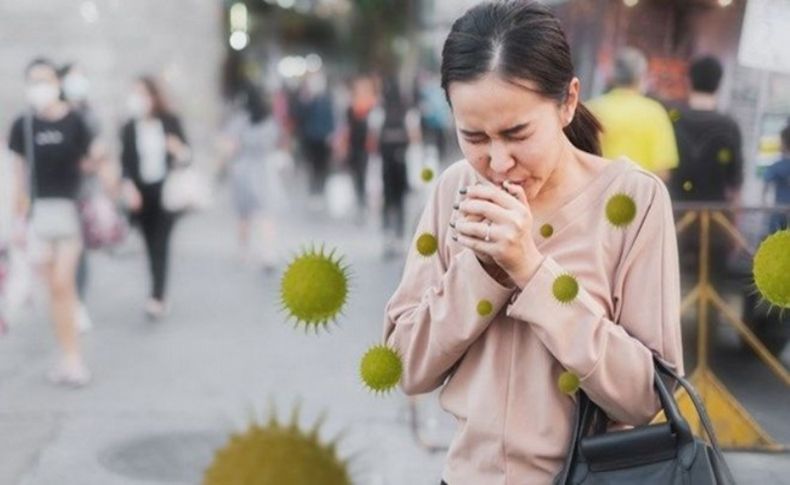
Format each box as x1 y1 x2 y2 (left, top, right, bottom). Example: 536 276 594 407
489 141 515 174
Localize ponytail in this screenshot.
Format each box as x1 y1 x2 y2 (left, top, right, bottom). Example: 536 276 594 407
563 102 602 156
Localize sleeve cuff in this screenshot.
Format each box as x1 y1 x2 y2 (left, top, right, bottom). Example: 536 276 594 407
505 256 607 376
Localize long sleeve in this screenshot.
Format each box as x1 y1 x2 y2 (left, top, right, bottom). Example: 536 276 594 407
506 179 683 425
383 173 515 395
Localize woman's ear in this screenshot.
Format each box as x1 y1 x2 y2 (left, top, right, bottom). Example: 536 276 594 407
562 77 581 127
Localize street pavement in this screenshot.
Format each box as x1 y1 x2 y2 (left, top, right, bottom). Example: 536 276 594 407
1 184 788 484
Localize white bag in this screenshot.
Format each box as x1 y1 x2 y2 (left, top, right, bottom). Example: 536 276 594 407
325 171 355 219
162 166 213 213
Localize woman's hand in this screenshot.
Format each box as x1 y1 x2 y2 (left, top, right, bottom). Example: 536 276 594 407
452 181 544 288
121 179 142 213
166 135 191 164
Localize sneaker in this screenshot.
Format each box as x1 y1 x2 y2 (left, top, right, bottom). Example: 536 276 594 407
76 302 93 334
48 358 91 387
145 298 168 320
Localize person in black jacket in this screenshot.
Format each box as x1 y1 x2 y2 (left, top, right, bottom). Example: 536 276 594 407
120 76 190 320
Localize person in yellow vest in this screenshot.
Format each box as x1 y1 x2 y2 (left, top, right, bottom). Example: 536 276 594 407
588 47 678 181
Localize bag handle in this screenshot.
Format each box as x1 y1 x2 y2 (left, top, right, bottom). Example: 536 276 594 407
555 357 735 484
654 359 736 484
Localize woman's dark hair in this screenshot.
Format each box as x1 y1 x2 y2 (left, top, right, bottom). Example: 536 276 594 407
138 75 170 118
440 0 602 155
689 56 723 94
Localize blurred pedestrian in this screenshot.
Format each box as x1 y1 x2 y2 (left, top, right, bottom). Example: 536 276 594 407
417 71 452 164
59 62 109 333
345 75 377 223
120 76 191 320
669 56 743 203
219 83 282 270
588 47 678 180
376 77 411 258
669 56 743 276
7 58 93 386
295 71 335 206
763 121 790 233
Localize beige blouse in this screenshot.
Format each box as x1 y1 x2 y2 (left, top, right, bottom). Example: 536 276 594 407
383 158 683 484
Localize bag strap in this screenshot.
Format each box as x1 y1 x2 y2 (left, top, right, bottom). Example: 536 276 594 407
23 111 37 212
654 360 736 484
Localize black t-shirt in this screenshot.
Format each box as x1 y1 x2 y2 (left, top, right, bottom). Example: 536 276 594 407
8 110 91 199
669 108 743 202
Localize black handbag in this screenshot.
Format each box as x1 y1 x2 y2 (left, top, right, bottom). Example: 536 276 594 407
555 358 736 484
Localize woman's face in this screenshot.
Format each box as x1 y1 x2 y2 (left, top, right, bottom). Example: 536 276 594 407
448 73 578 201
127 82 153 118
26 64 62 111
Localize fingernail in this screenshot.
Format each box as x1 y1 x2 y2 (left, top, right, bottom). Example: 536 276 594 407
449 221 456 228
452 234 458 241
459 187 467 195
453 202 459 210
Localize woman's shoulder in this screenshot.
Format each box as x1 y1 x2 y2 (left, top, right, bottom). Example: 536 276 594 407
605 157 670 206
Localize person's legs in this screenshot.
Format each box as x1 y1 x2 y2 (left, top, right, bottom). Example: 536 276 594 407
350 150 367 209
305 141 322 196
237 216 251 260
47 238 89 385
138 204 158 296
75 248 92 332
150 207 174 303
314 141 330 196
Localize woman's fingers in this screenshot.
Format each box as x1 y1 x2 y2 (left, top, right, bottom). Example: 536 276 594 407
454 219 498 241
456 198 510 224
502 180 528 205
462 183 524 212
453 232 497 254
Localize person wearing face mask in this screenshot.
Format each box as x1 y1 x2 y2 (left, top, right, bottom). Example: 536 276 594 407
120 76 190 320
7 57 94 387
59 62 108 334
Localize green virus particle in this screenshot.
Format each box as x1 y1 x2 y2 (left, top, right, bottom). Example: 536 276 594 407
558 371 580 395
420 167 434 182
682 180 693 192
553 274 579 304
416 233 438 257
477 299 493 316
280 246 350 331
204 409 351 485
360 344 403 393
668 108 681 123
540 223 554 238
753 229 790 309
717 148 732 164
605 193 637 228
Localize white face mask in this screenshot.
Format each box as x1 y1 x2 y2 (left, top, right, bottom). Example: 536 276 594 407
26 83 60 111
63 74 90 101
127 93 152 118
